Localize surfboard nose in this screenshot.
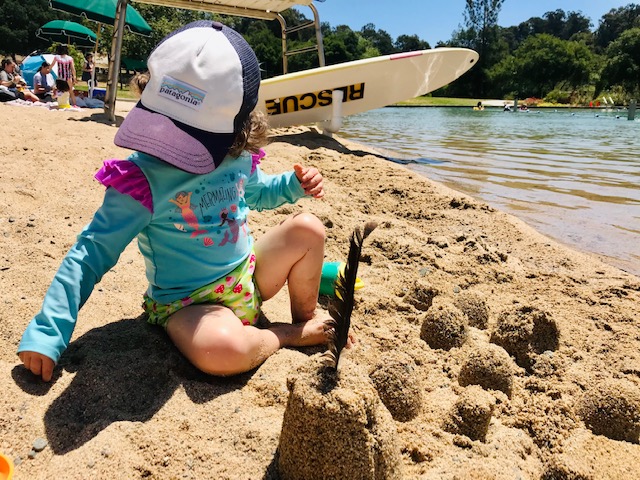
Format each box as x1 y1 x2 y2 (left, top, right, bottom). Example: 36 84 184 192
257 47 480 130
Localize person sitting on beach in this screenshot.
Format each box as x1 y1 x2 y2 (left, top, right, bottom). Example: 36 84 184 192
18 21 338 382
32 61 56 102
0 57 39 102
54 79 72 109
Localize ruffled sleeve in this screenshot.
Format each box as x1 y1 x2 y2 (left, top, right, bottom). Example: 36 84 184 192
251 148 266 174
95 159 153 213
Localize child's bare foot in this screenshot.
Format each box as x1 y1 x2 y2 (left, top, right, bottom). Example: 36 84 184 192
277 315 331 347
267 313 357 349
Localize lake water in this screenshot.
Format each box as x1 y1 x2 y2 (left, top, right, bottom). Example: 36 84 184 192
337 106 640 276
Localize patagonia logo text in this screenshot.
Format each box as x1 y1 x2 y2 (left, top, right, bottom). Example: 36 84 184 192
158 76 205 110
265 83 365 116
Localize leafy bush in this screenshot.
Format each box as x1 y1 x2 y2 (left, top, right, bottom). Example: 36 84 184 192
544 89 572 104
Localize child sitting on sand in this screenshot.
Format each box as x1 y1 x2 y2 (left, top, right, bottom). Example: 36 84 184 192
54 79 71 109
18 21 333 382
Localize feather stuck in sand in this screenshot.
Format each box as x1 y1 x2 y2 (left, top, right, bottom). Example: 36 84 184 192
322 221 378 371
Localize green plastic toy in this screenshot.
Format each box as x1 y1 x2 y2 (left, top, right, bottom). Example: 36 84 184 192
320 261 364 297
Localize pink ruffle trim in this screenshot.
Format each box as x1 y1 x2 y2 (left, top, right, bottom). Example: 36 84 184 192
95 160 153 213
251 148 266 174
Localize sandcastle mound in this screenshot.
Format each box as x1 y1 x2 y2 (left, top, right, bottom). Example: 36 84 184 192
420 303 468 350
454 291 490 329
277 356 402 480
576 379 640 443
489 305 559 370
404 281 438 312
370 351 423 422
443 385 495 442
458 343 515 397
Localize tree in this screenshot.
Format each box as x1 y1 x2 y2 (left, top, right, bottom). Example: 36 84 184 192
449 0 505 96
489 34 595 98
0 0 72 55
543 9 568 38
323 25 365 65
501 10 592 52
244 22 283 78
564 11 592 40
542 10 592 40
463 0 505 51
359 23 394 55
598 27 640 97
595 4 640 51
394 34 430 52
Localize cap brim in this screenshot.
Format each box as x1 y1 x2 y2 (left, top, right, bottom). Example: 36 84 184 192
114 102 235 174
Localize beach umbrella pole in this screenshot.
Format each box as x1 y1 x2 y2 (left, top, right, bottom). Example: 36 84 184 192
105 0 128 122
90 23 101 94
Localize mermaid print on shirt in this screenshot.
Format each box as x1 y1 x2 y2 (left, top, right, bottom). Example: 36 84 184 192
169 191 208 237
218 205 243 246
169 173 249 247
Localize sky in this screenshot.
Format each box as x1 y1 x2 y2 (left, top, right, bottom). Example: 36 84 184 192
300 1 633 47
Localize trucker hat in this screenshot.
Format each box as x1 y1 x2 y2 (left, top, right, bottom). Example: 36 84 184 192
114 20 261 174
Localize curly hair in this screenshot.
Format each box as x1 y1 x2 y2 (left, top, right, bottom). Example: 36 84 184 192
228 110 269 157
129 72 149 97
129 72 269 157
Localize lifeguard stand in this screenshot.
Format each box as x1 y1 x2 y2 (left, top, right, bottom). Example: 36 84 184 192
105 0 326 121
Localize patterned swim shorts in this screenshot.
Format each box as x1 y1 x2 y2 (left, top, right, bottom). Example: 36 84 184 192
143 252 261 328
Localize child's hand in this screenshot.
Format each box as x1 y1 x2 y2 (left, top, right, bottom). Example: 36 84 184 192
294 164 324 198
18 351 55 382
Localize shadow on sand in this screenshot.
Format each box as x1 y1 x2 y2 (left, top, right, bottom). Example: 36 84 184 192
274 129 389 160
274 129 442 166
68 110 127 127
12 315 254 454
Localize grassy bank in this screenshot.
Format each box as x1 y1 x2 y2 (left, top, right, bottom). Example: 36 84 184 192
74 84 138 101
394 96 589 108
396 96 482 107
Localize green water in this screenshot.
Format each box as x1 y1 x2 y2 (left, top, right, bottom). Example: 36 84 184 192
338 106 640 276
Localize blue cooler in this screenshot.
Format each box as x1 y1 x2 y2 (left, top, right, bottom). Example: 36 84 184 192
90 88 106 100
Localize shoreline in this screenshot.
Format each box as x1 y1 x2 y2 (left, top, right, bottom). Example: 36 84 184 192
1 104 640 479
331 110 639 278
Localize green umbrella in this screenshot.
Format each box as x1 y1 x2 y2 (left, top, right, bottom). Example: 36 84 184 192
49 0 152 36
37 20 97 47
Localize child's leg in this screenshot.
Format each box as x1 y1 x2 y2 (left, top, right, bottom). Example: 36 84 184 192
166 304 327 376
24 90 39 102
166 212 329 376
254 212 326 322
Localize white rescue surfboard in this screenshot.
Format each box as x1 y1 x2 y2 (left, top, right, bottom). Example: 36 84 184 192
257 48 478 129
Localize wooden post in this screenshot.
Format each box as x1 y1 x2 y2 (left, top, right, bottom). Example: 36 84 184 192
628 100 636 121
105 0 128 123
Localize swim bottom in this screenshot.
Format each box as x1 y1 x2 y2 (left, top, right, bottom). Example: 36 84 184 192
143 252 261 328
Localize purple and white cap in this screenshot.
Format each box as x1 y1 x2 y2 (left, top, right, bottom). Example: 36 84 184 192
114 20 260 174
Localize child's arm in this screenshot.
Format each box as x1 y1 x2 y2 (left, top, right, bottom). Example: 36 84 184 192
293 163 325 198
18 188 151 381
244 166 307 211
244 151 324 210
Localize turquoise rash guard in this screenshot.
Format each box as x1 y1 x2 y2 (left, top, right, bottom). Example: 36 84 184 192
18 151 306 364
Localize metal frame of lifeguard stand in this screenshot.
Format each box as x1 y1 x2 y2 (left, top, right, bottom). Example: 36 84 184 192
104 0 326 122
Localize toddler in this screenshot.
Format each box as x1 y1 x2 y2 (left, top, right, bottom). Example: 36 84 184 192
19 21 334 382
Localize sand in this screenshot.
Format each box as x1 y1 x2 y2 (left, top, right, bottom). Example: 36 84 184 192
1 102 640 480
